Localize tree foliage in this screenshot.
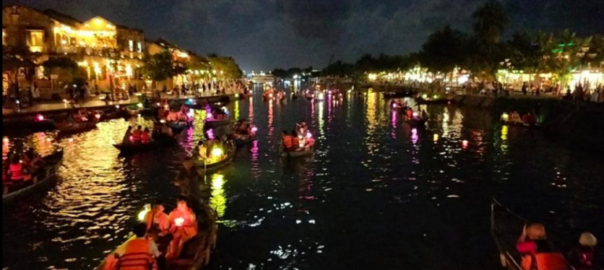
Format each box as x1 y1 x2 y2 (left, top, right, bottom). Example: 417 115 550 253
419 25 469 74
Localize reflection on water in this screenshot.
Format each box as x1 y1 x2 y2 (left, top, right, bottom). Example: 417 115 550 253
2 86 604 270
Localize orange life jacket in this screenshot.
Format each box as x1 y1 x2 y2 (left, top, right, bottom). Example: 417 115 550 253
9 164 23 181
292 137 300 149
521 253 569 270
141 132 151 144
283 136 293 149
115 238 156 270
132 130 142 142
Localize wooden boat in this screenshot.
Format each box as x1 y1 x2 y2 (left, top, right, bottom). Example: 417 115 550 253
97 205 218 270
282 146 314 158
168 121 190 134
194 142 236 174
3 150 64 203
383 90 416 98
232 134 256 146
404 118 428 128
204 117 231 128
54 121 97 133
492 199 528 270
501 120 542 128
113 142 158 153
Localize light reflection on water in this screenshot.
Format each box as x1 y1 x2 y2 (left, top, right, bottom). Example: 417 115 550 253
2 85 603 270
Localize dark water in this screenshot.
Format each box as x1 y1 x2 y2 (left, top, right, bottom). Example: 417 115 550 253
2 88 603 270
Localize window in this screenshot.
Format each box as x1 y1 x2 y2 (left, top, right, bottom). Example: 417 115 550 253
129 40 134 52
138 42 143 53
26 30 44 52
2 29 6 45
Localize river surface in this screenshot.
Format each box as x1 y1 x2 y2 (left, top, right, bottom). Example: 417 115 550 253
2 87 603 270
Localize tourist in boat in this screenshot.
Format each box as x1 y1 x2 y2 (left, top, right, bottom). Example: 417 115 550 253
145 200 171 236
511 111 522 124
406 108 414 119
141 128 152 144
103 223 161 270
517 224 569 270
568 232 601 270
132 126 143 144
123 126 134 145
282 131 294 150
7 156 24 185
291 130 301 150
167 196 199 259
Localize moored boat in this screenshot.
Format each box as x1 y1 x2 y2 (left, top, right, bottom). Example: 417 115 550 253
3 150 64 203
54 121 97 133
113 142 158 153
205 117 231 128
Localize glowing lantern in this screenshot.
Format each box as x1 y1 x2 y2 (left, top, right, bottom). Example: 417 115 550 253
413 112 419 118
95 113 101 120
3 137 9 143
36 114 45 121
68 138 74 143
160 120 166 124
187 110 194 118
46 138 52 142
501 113 510 122
156 103 161 106
433 134 439 142
422 94 428 99
63 99 69 104
138 205 151 221
188 98 194 103
306 132 313 139
212 148 224 158
207 113 214 120
175 217 185 227
137 103 143 108
393 103 398 109
115 105 120 109
251 126 258 133
462 140 469 148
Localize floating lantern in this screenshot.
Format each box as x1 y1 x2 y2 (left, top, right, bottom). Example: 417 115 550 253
501 113 510 122
462 140 469 148
251 126 258 133
206 113 213 120
156 103 161 106
115 105 120 109
306 132 313 139
212 148 224 158
95 113 101 120
36 114 45 122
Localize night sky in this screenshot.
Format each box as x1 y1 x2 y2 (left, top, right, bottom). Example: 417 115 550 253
4 0 603 71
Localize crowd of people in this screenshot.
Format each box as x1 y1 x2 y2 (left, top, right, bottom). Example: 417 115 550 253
281 122 315 151
3 150 45 193
517 224 602 270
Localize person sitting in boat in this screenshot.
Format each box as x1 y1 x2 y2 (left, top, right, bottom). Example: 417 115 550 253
568 232 602 270
123 126 134 145
167 196 199 259
145 200 171 237
132 126 143 144
141 128 152 144
7 156 24 185
282 131 294 150
406 108 414 120
511 111 522 124
522 113 538 126
102 223 161 270
517 224 569 270
291 130 301 150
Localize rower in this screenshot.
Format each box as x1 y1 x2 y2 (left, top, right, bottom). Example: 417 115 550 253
104 223 161 270
167 196 198 259
517 224 569 270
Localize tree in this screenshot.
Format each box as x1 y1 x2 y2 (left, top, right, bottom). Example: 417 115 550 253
470 1 509 80
2 46 40 106
473 1 508 48
419 25 469 75
506 30 542 74
142 50 173 89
